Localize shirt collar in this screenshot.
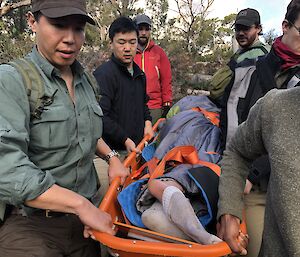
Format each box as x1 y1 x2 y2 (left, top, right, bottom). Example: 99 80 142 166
111 54 143 78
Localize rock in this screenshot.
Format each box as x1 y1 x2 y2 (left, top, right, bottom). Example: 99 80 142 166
187 89 210 96
190 74 212 84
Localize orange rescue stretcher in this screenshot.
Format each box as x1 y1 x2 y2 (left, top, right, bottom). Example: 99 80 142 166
93 119 246 257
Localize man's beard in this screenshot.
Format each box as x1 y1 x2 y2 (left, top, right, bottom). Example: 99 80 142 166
138 37 148 46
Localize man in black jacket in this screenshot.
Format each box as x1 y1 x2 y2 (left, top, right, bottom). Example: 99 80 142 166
94 17 153 155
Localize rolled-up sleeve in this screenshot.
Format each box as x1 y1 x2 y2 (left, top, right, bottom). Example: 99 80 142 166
0 65 55 206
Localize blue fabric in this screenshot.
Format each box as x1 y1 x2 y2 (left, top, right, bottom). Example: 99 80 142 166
154 109 222 164
170 95 220 114
117 179 148 228
142 141 156 162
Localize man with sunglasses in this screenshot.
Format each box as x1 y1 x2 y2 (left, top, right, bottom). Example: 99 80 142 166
134 14 172 124
208 8 269 105
218 0 300 256
234 9 266 57
213 9 269 257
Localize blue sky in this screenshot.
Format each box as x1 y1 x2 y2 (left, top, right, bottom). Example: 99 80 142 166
209 0 291 34
146 0 291 35
167 0 291 34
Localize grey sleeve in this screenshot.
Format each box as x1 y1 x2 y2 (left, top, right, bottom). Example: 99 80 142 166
0 65 55 207
217 94 269 220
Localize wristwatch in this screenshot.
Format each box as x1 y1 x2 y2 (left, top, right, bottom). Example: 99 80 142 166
104 150 120 163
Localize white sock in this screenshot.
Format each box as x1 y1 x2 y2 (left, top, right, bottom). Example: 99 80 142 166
142 201 192 240
162 186 222 245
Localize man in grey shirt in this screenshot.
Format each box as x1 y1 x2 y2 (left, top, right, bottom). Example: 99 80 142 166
217 1 300 256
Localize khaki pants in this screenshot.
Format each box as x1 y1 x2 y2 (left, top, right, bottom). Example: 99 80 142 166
93 153 128 203
243 190 266 257
150 108 162 125
93 157 110 203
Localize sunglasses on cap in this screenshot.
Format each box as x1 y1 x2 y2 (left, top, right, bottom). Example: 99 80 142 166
234 24 256 32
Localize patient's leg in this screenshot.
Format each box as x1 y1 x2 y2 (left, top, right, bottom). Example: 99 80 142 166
147 180 222 245
141 200 192 240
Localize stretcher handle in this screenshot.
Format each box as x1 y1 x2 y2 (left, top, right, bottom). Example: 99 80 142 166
99 176 121 213
123 118 165 169
101 118 165 211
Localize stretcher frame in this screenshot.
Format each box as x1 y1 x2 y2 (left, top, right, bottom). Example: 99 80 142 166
93 119 246 257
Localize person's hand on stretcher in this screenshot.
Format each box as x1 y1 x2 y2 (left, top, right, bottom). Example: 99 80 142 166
217 214 249 256
107 155 129 185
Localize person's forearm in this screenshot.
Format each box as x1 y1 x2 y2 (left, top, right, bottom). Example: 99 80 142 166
26 184 116 236
96 138 121 164
25 184 90 215
96 138 113 158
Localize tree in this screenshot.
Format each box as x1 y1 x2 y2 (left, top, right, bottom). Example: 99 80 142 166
263 28 278 45
106 0 140 16
171 0 214 52
145 0 168 40
0 0 33 63
0 0 30 17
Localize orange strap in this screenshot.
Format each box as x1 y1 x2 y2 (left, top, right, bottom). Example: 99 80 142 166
149 146 220 181
123 157 159 187
191 107 220 127
131 158 159 179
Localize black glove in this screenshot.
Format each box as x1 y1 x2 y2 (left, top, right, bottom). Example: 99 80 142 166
161 105 171 118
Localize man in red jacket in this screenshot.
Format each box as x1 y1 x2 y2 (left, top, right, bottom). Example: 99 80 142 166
134 14 173 123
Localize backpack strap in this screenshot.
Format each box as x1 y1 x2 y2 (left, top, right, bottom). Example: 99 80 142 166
8 58 49 120
228 45 269 71
250 45 269 55
238 44 269 56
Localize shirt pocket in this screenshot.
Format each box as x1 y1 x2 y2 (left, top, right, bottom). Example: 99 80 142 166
89 103 103 142
29 107 70 151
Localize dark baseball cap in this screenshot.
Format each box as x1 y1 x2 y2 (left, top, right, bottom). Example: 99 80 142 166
235 8 260 27
134 14 152 26
31 0 95 25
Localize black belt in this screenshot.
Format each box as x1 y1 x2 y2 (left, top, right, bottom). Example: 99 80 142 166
32 209 70 218
12 207 70 218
